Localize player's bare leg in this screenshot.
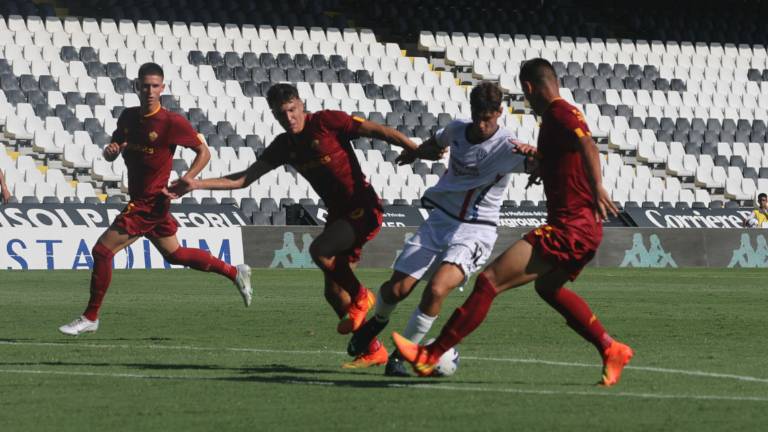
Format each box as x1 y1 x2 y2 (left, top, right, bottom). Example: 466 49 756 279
59 226 139 336
394 240 551 375
152 235 251 306
310 219 374 334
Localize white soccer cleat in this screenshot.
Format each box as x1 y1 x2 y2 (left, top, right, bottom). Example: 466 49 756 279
234 264 252 307
58 316 99 336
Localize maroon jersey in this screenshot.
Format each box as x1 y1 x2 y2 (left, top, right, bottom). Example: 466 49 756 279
259 110 378 213
537 98 600 244
112 106 201 201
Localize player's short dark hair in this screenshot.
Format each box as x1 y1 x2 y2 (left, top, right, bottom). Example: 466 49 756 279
519 58 557 86
267 83 301 109
469 82 503 114
759 193 767 200
138 62 164 80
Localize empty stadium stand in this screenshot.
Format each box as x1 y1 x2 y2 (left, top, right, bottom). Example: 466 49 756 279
1 0 767 224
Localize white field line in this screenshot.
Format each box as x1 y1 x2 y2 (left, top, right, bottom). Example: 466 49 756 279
0 367 767 403
2 340 768 385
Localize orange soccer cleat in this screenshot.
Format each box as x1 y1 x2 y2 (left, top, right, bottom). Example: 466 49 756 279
337 287 375 335
600 341 634 387
391 332 438 377
341 339 388 369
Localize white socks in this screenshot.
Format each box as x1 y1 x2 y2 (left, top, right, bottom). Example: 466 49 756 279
373 289 397 322
402 308 437 343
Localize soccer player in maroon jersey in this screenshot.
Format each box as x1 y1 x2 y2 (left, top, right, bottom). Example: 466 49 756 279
167 83 444 367
394 58 634 386
58 63 252 336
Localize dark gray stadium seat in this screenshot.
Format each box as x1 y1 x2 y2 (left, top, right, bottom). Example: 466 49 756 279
200 197 218 205
84 197 101 205
251 211 270 225
181 197 199 205
271 210 287 225
616 64 632 79
42 196 60 204
259 198 279 214
298 198 316 207
431 162 447 176
743 167 758 179
709 200 724 209
220 197 237 206
502 200 518 207
188 50 206 66
658 201 672 208
724 201 740 208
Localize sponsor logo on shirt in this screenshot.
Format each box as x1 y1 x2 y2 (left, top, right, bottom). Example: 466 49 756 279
148 131 158 142
125 142 155 154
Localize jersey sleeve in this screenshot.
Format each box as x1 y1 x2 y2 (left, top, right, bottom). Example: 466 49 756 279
257 135 289 168
434 121 456 149
110 109 128 143
552 103 591 139
319 110 363 138
168 114 202 148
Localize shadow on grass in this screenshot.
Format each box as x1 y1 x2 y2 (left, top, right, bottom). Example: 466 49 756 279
0 360 480 388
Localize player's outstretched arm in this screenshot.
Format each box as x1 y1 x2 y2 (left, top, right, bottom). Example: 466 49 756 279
166 160 274 198
182 136 211 180
356 120 445 163
577 135 618 221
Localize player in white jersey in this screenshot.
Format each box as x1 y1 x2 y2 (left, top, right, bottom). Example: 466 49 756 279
345 82 526 375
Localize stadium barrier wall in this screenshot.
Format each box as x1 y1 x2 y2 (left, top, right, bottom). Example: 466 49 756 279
0 204 247 269
243 227 768 269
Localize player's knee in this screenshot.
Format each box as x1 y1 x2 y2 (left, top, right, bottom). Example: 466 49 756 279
92 243 115 262
385 280 409 303
478 268 499 288
427 282 453 301
309 241 333 268
534 281 559 299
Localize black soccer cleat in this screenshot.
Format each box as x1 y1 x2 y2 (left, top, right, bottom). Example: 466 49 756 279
347 318 389 357
384 351 410 377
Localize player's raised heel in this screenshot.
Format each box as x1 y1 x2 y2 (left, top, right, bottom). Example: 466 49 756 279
392 332 437 377
337 287 375 334
341 339 388 369
234 264 252 307
600 341 634 387
58 316 99 336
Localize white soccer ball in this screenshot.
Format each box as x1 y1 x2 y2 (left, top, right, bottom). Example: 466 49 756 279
425 338 460 377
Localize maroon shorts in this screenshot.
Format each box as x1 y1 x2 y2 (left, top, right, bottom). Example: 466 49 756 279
523 224 599 281
326 203 383 263
113 197 178 239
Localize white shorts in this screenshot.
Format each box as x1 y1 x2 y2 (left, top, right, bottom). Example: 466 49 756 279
393 210 498 284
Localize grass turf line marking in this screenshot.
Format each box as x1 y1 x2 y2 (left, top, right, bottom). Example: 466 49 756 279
3 340 768 385
0 367 767 403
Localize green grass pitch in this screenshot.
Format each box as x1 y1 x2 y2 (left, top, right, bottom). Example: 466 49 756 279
1 268 766 431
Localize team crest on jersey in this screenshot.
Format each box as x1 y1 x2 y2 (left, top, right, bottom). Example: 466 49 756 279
148 131 158 142
473 148 489 163
349 208 365 219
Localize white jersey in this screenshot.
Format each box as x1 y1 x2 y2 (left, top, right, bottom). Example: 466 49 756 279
422 119 524 225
